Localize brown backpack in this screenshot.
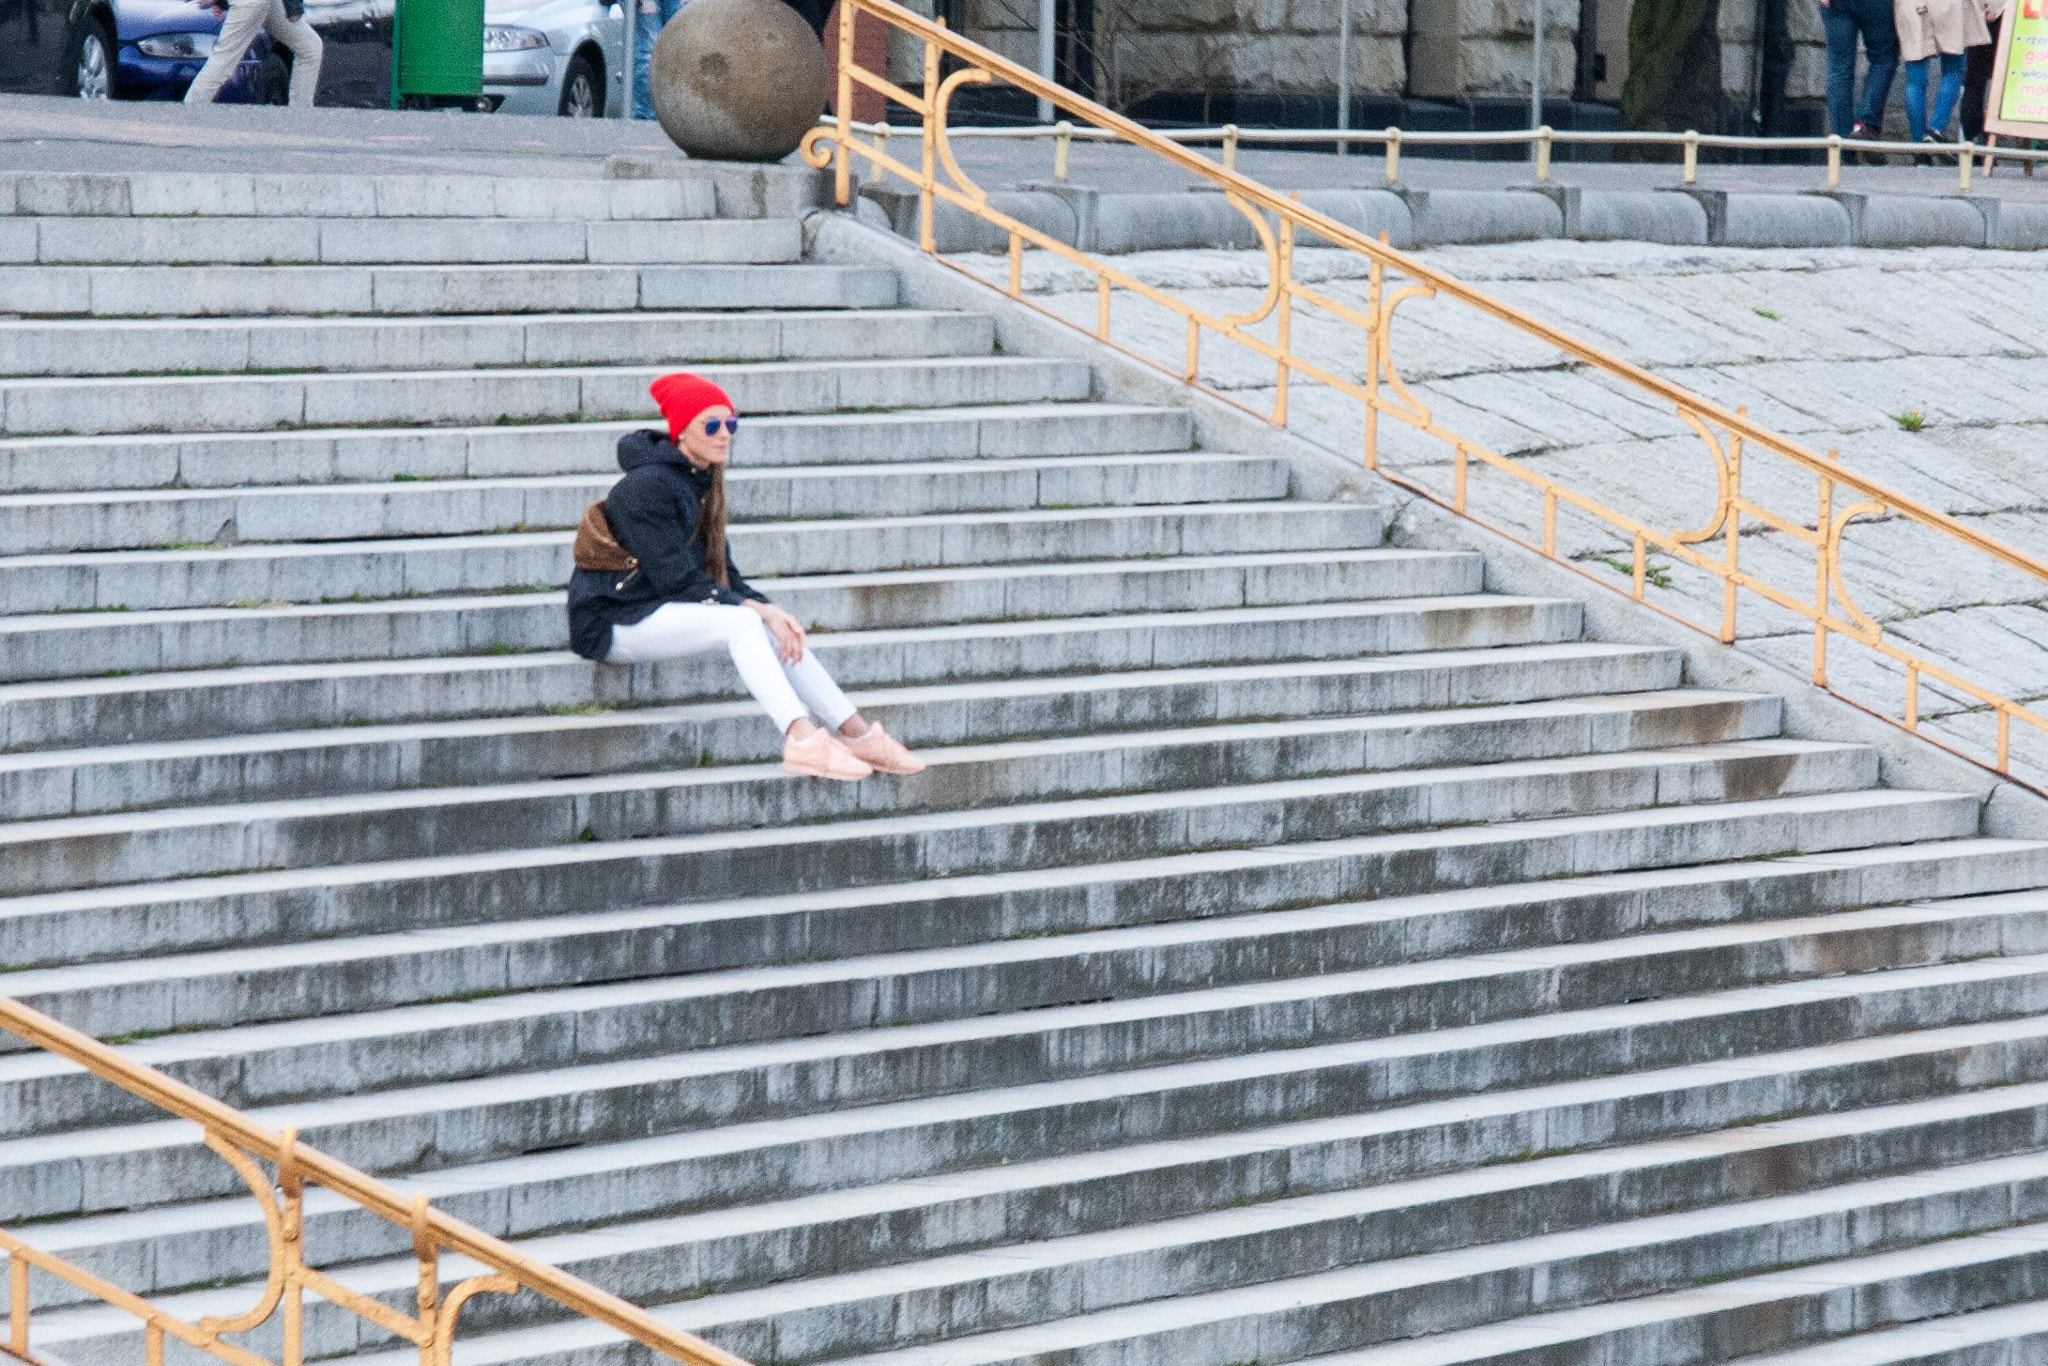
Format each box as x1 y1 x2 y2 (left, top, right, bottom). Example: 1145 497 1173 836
573 501 638 575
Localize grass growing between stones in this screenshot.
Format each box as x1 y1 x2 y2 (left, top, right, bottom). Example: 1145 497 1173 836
1893 410 1927 432
543 701 613 717
1591 554 1674 590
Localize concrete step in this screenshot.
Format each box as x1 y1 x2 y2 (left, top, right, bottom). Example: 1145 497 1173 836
0 171 717 221
1162 1220 2048 1366
1710 1300 2048 1366
0 576 1534 682
0 354 1092 437
615 1157 2048 1366
4 918 2039 1217
0 215 800 267
0 263 899 317
0 637 1676 754
23 1027 2048 1349
2 499 1377 594
0 780 1972 974
2 504 1392 615
12 823 2021 1054
0 736 1877 896
17 909 2048 1309
0 454 1288 555
5 925 2045 1251
0 165 2023 1366
40 451 1287 544
0 403 1196 493
0 310 995 379
0 882 2028 1143
0 688 1782 819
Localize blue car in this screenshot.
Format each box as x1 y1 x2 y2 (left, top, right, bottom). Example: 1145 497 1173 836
75 0 284 100
0 0 281 100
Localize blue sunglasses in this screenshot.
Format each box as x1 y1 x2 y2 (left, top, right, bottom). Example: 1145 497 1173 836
702 417 740 435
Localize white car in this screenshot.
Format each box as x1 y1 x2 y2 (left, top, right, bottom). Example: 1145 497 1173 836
482 0 622 117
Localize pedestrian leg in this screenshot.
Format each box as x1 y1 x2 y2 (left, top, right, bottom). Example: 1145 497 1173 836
1931 50 1969 138
1823 3 1861 135
1904 55 1933 142
182 0 268 103
263 0 323 106
780 648 859 734
631 0 678 118
1963 15 2002 141
1855 0 1900 129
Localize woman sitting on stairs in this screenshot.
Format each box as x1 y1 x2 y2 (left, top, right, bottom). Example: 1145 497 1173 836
567 372 925 783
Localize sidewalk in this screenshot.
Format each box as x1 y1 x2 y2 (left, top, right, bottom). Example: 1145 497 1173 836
5 92 2045 205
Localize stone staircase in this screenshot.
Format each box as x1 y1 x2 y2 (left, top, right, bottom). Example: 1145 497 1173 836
1 171 2047 1366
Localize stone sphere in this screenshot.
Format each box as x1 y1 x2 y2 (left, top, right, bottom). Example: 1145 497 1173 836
651 0 830 162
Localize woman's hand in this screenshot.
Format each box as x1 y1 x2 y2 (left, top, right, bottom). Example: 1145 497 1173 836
746 600 807 664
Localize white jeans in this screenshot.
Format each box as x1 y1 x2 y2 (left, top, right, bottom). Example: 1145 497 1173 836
184 0 323 107
607 603 857 735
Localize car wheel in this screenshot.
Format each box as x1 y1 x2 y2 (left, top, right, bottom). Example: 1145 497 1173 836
557 52 599 117
258 52 289 103
72 18 115 99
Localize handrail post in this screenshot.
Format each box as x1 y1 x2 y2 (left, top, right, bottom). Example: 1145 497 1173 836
1826 133 1841 190
1223 123 1240 172
1960 141 1973 192
1535 125 1553 181
1385 126 1401 184
1683 129 1699 184
1053 119 1072 181
833 0 854 207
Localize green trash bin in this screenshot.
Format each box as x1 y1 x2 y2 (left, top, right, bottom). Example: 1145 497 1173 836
389 0 484 107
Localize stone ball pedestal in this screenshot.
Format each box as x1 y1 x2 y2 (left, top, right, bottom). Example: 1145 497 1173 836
650 0 830 163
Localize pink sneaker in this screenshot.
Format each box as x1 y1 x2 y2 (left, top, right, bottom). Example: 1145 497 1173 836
843 721 926 775
782 727 873 781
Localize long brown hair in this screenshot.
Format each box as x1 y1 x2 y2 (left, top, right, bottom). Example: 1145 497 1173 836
699 463 730 587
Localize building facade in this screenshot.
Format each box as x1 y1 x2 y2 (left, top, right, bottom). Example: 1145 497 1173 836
884 0 1829 139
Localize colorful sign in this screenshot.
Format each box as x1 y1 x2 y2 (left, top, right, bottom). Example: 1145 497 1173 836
1988 0 2048 138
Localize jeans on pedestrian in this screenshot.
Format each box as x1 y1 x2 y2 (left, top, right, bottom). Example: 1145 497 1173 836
1823 0 1901 134
182 0 322 106
1905 51 1968 141
631 0 681 119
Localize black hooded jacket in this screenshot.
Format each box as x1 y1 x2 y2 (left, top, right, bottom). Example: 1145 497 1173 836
567 429 768 662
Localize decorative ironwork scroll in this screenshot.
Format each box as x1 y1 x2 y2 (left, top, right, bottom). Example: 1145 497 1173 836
0 998 749 1366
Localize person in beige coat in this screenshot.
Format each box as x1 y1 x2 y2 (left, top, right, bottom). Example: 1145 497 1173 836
1897 0 1993 141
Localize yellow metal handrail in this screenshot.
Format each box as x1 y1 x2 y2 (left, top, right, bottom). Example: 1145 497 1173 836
803 0 2048 788
820 113 2047 192
0 996 748 1366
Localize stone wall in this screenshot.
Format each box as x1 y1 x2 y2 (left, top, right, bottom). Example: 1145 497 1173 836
1410 0 1580 99
1717 1 1829 115
877 0 1832 126
958 0 1409 113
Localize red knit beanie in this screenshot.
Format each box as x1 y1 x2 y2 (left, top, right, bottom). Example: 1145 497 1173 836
649 372 735 443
